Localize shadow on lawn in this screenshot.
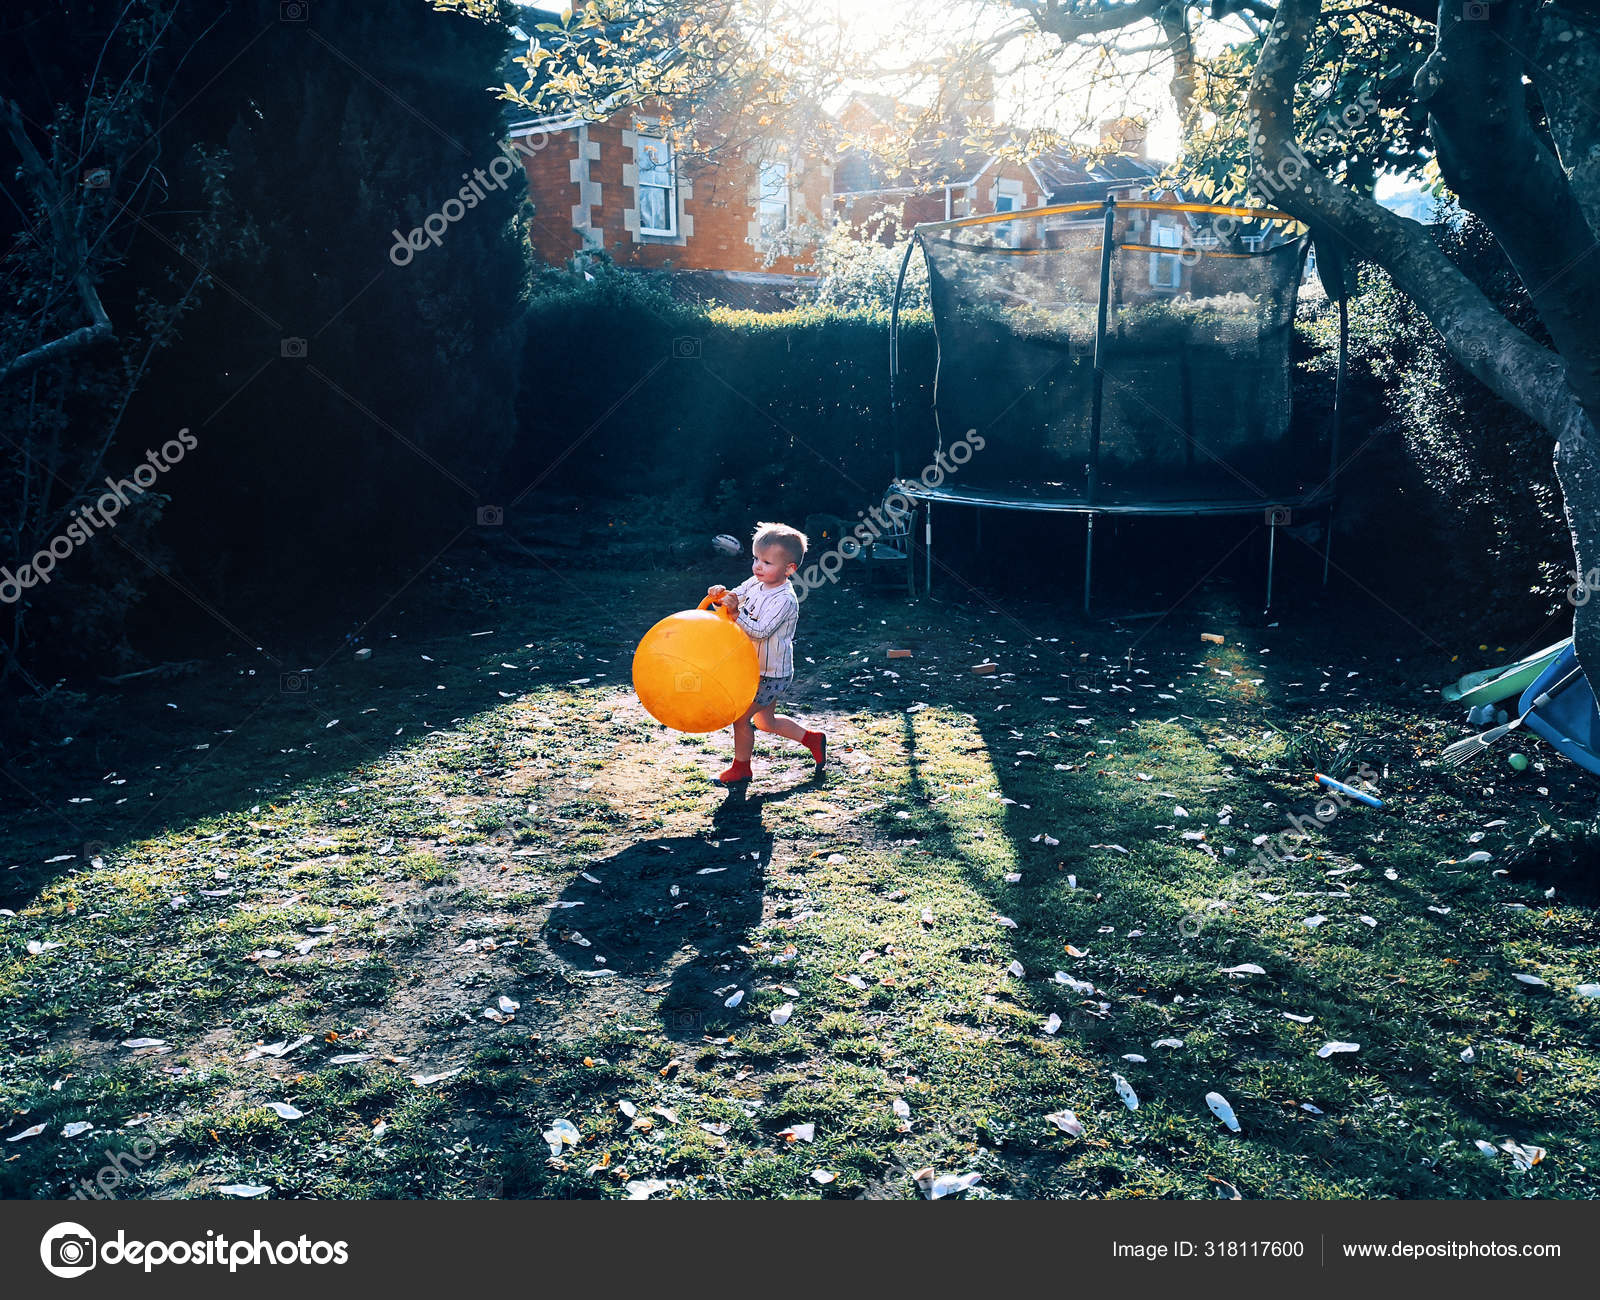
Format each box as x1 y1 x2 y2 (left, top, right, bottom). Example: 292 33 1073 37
0 559 703 909
541 783 813 1042
887 612 1596 1196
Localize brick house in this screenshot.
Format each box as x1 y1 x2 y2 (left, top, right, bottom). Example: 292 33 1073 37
510 101 835 309
833 104 1165 245
509 71 1171 307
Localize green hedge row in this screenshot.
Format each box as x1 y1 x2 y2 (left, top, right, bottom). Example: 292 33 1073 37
514 272 936 520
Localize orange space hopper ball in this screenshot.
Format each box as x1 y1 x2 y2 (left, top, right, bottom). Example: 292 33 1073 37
632 594 759 733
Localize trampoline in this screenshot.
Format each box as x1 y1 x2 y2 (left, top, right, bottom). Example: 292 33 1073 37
887 197 1349 610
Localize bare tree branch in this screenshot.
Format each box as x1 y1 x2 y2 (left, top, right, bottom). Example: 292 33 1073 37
0 98 114 386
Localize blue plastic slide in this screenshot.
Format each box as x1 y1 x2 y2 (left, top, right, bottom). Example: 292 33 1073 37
1518 643 1600 776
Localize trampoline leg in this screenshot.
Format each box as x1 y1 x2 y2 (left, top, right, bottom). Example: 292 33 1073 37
1084 514 1094 614
1266 518 1279 613
1321 504 1334 586
925 505 933 596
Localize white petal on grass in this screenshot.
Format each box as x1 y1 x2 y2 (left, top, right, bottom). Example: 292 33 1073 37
542 1118 580 1156
770 1003 793 1026
810 1169 837 1184
1042 1013 1062 1035
5 1123 46 1141
892 1098 911 1121
411 1068 463 1086
1153 1037 1185 1049
121 1038 166 1049
1045 1110 1084 1136
1500 1140 1547 1171
218 1184 270 1198
724 989 745 1009
1206 1092 1241 1132
625 1179 670 1200
1576 984 1600 998
1221 963 1265 977
61 1121 93 1138
1282 1012 1314 1024
1006 960 1025 978
1514 974 1549 987
268 1102 303 1120
327 1053 372 1065
1113 1074 1140 1110
1121 1054 1147 1063
927 1172 982 1200
779 1123 815 1144
1317 1041 1360 1058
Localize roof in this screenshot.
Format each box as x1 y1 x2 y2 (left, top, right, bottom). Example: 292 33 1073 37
1032 149 1165 203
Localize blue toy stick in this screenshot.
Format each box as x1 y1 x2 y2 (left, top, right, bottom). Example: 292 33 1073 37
1314 772 1383 809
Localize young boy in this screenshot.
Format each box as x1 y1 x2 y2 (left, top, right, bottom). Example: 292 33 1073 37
707 522 826 785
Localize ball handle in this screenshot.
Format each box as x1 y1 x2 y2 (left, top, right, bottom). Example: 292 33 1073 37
699 593 737 620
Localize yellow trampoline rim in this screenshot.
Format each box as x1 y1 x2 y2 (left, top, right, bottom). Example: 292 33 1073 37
918 198 1304 234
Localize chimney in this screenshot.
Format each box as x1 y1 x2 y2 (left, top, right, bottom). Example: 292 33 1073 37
1097 116 1148 160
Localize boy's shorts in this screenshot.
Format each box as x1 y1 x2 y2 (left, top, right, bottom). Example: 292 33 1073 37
752 675 794 709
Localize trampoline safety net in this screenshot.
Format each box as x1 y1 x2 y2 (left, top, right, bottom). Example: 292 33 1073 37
915 204 1321 507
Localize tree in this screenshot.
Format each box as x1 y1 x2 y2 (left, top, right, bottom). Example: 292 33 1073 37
501 0 1600 677
1 1 235 686
2 1 530 685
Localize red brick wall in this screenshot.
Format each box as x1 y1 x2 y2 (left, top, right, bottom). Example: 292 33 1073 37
518 104 827 276
517 129 582 265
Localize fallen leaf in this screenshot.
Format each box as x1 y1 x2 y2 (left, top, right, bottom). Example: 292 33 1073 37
1045 1109 1083 1136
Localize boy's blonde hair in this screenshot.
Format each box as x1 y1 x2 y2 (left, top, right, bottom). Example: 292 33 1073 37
752 521 808 568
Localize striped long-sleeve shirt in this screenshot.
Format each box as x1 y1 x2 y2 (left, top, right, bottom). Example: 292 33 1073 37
731 576 800 677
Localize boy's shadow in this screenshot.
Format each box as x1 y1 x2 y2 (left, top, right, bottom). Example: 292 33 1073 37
543 781 808 1040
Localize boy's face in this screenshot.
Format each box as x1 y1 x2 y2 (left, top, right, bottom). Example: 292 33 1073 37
751 543 796 585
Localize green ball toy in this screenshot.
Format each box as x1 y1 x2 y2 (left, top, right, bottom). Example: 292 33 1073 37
1508 753 1529 772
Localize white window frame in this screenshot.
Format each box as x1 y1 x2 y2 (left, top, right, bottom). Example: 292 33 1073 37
636 130 677 237
1149 219 1182 289
758 159 790 237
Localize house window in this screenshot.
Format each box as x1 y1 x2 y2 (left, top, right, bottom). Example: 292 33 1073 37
758 159 789 236
637 132 676 236
1149 220 1181 289
992 179 1025 247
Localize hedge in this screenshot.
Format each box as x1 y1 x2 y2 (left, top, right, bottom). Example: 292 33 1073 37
513 271 935 522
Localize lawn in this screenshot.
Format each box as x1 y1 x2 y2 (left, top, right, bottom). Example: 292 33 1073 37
3 526 1598 1200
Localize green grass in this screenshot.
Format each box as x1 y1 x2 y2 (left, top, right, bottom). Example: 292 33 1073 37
2 553 1597 1200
